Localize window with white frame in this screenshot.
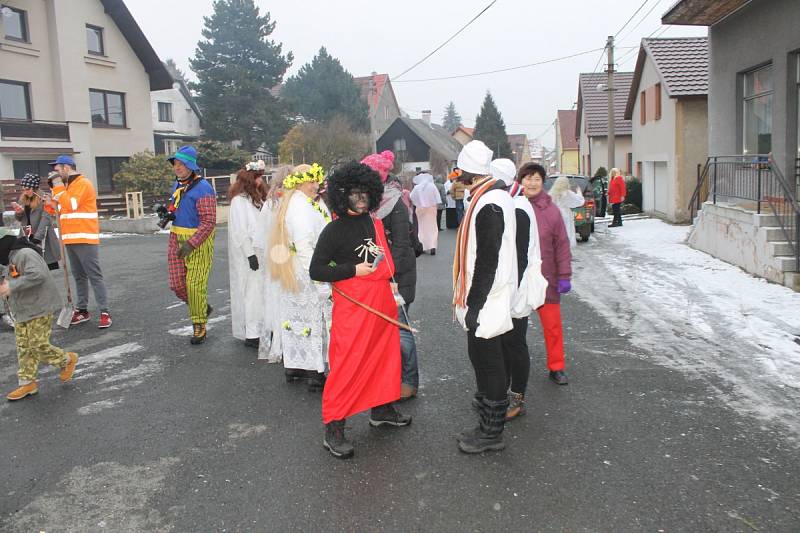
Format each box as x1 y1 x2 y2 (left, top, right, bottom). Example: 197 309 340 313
164 139 184 155
2 6 28 42
393 138 406 152
742 65 773 155
86 24 104 55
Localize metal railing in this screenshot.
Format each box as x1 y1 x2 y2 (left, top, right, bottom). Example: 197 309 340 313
688 155 799 272
0 119 70 141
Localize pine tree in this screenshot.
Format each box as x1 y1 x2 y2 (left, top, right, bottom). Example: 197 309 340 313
442 101 462 133
282 47 369 132
473 91 512 159
164 59 189 87
190 0 293 152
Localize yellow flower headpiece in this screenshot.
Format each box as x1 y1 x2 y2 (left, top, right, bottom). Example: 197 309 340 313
283 163 325 190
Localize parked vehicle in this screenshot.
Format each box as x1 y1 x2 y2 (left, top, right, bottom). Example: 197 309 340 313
544 174 595 242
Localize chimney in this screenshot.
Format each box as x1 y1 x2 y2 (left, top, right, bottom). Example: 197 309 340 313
421 110 431 126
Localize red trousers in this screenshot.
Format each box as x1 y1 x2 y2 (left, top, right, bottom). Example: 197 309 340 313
535 303 565 371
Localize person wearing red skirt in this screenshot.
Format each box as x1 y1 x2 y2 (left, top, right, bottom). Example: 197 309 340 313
310 161 411 459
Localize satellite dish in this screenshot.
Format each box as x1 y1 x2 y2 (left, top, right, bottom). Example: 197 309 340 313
596 83 607 92
172 82 181 91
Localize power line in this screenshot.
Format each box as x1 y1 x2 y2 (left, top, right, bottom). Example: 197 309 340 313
614 0 652 38
616 0 666 44
394 0 498 80
616 24 671 67
394 47 604 83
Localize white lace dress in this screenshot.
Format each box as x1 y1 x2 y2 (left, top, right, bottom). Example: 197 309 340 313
278 192 332 373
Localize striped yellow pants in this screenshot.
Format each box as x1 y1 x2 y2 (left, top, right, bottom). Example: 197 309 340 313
168 227 215 324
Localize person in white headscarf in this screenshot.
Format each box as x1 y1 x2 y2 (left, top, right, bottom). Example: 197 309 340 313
409 172 441 255
548 176 585 249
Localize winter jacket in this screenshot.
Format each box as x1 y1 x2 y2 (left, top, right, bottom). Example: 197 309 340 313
51 174 100 245
530 191 571 304
451 180 466 200
381 197 416 305
608 175 626 204
7 246 62 323
15 202 61 265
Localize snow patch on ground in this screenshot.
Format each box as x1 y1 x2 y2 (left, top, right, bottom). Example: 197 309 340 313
572 219 800 439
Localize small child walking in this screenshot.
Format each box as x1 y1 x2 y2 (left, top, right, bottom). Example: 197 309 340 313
0 229 77 401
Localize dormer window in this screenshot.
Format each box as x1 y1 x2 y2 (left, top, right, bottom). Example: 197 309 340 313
86 24 104 55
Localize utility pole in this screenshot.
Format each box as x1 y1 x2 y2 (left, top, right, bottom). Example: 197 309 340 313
606 35 616 171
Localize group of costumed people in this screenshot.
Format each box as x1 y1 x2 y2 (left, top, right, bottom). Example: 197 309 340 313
226 155 414 458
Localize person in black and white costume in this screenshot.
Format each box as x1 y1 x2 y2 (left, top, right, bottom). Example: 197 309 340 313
490 158 548 421
452 141 518 454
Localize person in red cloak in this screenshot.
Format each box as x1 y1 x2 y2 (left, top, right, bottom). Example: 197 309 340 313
310 161 412 459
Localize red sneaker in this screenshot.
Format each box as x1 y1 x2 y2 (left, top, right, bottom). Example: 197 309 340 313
98 312 112 329
70 310 90 325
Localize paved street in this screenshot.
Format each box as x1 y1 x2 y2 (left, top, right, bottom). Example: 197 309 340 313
1 224 799 532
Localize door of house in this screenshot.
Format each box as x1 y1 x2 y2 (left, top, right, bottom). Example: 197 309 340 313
642 162 655 212
654 161 668 214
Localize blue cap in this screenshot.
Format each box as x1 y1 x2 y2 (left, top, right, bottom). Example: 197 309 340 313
48 154 76 167
168 145 200 172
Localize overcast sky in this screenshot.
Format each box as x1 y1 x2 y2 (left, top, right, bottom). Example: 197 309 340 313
127 0 706 148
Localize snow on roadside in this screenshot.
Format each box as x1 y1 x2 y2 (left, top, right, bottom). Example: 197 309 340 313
572 218 800 440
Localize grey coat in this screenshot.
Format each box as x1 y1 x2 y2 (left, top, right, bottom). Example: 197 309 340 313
15 203 61 265
7 247 62 323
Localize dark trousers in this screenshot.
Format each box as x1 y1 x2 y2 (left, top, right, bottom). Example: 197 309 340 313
455 200 465 225
611 203 623 226
502 317 530 395
436 209 443 230
467 328 516 402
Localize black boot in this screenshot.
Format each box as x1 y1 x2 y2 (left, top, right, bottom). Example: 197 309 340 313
307 371 326 392
323 419 354 459
471 391 485 412
458 398 508 454
369 402 412 427
284 368 305 382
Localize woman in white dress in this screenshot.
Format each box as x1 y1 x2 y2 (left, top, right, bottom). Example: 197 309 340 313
228 163 268 348
257 165 292 362
268 163 332 390
548 176 585 250
409 172 441 255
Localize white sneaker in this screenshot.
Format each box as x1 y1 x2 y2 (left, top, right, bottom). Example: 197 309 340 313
1 314 14 328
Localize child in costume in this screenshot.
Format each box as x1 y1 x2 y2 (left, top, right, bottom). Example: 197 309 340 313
0 229 78 401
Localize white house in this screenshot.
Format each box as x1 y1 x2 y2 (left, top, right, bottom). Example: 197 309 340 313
0 0 172 193
151 75 203 156
624 37 709 223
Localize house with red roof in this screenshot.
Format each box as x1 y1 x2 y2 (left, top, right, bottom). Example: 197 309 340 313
555 110 579 174
353 72 401 149
624 37 709 223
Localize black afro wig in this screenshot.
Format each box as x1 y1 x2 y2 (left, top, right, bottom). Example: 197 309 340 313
326 161 384 217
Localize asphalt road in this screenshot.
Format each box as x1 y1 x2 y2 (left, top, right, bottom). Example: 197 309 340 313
1 226 798 532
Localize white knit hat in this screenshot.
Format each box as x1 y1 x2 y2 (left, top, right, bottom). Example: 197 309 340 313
489 158 516 186
457 140 493 175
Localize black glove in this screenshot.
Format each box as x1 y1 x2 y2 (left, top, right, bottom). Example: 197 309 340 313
177 241 195 259
465 307 479 332
247 255 259 271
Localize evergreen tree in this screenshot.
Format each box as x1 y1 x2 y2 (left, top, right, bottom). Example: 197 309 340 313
473 91 512 159
442 101 462 133
190 0 293 152
281 47 369 132
164 59 189 87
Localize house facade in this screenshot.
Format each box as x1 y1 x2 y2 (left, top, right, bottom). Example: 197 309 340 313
625 37 709 223
452 126 474 146
0 0 172 193
663 0 799 289
151 76 202 155
377 116 462 177
354 73 401 151
555 109 579 174
576 72 634 176
507 133 532 166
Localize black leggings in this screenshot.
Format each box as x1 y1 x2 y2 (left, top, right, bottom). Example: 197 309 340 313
468 321 527 401
502 317 530 395
612 203 623 225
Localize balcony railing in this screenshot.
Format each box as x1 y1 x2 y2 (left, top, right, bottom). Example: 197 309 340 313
0 119 70 141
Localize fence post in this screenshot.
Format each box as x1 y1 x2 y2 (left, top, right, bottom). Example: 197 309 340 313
757 165 762 214
712 157 717 204
696 163 702 213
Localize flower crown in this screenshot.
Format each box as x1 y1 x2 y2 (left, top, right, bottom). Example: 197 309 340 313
245 160 266 172
283 163 325 190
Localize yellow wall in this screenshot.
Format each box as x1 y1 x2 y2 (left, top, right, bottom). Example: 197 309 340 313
559 149 579 174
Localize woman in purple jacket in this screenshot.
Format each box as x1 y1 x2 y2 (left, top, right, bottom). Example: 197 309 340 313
516 163 572 385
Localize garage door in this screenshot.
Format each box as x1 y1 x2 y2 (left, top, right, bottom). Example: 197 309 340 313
654 161 668 214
